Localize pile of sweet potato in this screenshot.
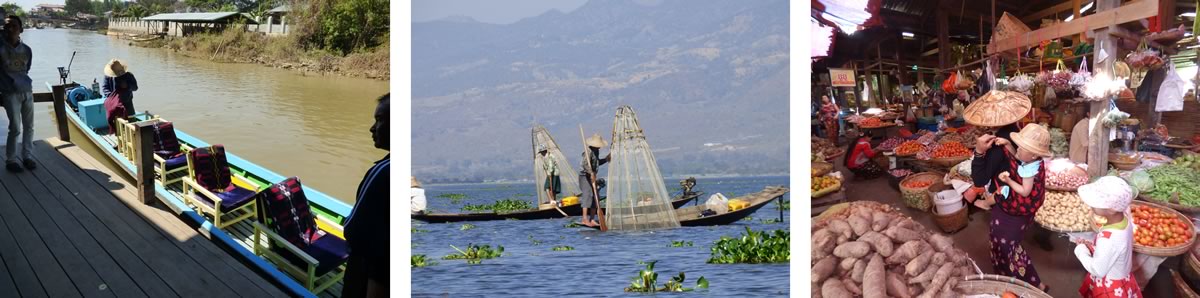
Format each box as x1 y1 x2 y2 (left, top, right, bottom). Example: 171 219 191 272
812 203 974 298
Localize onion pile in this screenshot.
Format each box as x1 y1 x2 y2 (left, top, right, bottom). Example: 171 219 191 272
877 138 905 152
1047 171 1088 190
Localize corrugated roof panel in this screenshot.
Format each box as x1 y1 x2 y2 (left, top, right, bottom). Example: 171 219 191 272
142 12 257 24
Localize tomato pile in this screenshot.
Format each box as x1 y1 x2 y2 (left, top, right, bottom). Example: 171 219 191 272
1132 205 1194 248
812 176 840 193
859 117 883 128
902 179 932 189
932 142 970 158
895 141 925 156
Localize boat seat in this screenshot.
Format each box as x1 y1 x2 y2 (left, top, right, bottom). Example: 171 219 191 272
158 151 188 169
253 177 346 293
183 145 258 230
192 184 257 211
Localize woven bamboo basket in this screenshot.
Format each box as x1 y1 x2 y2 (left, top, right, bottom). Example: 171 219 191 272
812 162 833 177
1139 193 1200 213
812 178 841 198
1109 153 1142 171
929 155 970 168
956 274 1052 298
1172 269 1200 298
1131 200 1196 257
899 172 944 211
932 203 968 233
1183 250 1200 290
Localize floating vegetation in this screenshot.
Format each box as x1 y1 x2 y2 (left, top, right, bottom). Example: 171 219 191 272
775 198 789 211
528 235 543 246
462 199 532 213
411 227 429 233
669 241 693 247
624 261 707 292
442 244 504 264
707 227 789 264
552 245 574 251
760 218 783 224
460 224 475 231
741 216 754 222
564 222 586 228
436 193 468 204
412 254 434 267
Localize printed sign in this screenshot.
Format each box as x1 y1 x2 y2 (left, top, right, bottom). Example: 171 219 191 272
829 68 856 87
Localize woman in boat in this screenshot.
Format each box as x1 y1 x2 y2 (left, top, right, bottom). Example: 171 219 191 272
102 59 138 118
538 145 561 206
842 130 883 180
578 133 610 227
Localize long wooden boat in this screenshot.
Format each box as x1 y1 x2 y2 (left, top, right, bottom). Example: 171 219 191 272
676 186 788 226
48 83 349 298
413 191 703 223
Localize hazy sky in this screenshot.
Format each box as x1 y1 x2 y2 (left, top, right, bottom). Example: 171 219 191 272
413 0 588 24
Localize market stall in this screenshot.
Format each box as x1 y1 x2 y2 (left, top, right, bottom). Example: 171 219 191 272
814 0 1200 296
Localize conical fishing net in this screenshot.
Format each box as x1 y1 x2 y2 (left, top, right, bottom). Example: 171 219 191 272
532 125 582 206
604 106 680 231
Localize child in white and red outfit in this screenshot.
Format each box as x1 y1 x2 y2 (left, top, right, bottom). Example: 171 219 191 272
1074 176 1141 298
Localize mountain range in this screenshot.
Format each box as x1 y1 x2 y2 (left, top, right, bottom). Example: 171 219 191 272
412 0 790 183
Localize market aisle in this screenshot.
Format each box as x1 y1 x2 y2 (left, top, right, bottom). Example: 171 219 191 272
829 160 1178 297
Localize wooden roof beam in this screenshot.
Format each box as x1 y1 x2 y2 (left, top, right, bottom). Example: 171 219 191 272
988 0 1157 54
1021 1 1078 23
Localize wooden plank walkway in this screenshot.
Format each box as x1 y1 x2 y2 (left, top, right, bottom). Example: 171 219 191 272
0 138 289 298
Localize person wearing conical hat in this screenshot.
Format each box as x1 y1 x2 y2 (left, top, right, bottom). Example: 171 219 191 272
102 58 139 118
537 144 561 206
577 133 610 227
978 123 1053 292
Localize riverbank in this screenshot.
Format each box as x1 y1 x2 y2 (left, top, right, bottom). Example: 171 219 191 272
131 29 389 80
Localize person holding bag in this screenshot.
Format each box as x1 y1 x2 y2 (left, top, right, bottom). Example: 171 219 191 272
102 59 138 131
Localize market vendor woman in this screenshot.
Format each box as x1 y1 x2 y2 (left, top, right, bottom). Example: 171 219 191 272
964 91 1049 292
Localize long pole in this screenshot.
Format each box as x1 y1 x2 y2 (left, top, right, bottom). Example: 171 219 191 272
580 125 607 231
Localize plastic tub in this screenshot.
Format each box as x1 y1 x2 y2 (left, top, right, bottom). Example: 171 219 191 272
933 189 965 215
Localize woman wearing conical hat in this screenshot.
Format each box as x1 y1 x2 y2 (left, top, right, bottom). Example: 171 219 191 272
102 59 138 116
577 133 610 227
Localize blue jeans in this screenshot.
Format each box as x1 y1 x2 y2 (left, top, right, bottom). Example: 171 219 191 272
4 92 32 163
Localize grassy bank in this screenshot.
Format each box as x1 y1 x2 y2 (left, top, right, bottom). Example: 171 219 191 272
136 28 389 80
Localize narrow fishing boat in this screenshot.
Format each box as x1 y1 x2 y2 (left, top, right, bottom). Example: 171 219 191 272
411 189 702 223
675 186 788 226
47 82 351 298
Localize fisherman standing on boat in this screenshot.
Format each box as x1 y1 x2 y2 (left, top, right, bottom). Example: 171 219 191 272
343 93 389 298
578 134 610 227
0 15 34 172
539 145 561 206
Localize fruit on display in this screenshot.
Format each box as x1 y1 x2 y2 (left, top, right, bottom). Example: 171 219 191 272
1034 191 1095 232
1132 204 1193 248
895 141 925 156
813 175 840 193
932 142 970 158
901 179 932 189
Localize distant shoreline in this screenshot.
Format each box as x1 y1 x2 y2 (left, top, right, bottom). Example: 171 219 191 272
422 174 791 187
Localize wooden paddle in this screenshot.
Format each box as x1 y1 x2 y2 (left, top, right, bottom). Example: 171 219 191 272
580 125 607 231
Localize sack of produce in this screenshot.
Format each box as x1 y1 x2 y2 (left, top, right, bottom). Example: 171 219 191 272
706 193 729 214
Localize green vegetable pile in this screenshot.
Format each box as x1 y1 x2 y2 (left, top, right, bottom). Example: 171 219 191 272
462 199 533 213
707 227 790 264
1144 163 1200 206
1175 154 1200 172
442 244 504 264
624 261 708 292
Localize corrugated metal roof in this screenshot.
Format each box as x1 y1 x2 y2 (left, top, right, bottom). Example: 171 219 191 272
269 5 290 13
142 12 257 24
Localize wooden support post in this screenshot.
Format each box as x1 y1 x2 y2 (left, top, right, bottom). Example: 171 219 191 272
937 0 950 69
135 121 156 205
51 84 69 143
1087 0 1121 178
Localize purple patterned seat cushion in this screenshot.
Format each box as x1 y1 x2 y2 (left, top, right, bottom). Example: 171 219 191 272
189 145 232 191
304 233 349 275
193 185 257 210
152 121 182 154
162 154 187 170
258 177 317 248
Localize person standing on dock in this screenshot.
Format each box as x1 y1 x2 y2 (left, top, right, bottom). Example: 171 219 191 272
578 134 610 227
343 93 389 298
102 59 138 128
0 15 34 172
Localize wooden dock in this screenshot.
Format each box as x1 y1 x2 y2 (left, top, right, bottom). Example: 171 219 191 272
0 138 289 297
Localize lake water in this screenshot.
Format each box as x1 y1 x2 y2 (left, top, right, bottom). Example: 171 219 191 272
11 28 389 203
412 176 791 297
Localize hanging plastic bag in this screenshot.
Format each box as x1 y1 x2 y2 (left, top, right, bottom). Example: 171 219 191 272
943 72 958 93
1010 70 1035 94
1156 62 1188 112
955 69 974 90
1070 56 1092 87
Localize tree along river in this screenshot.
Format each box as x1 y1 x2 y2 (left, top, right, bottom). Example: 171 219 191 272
413 176 790 297
13 29 388 204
